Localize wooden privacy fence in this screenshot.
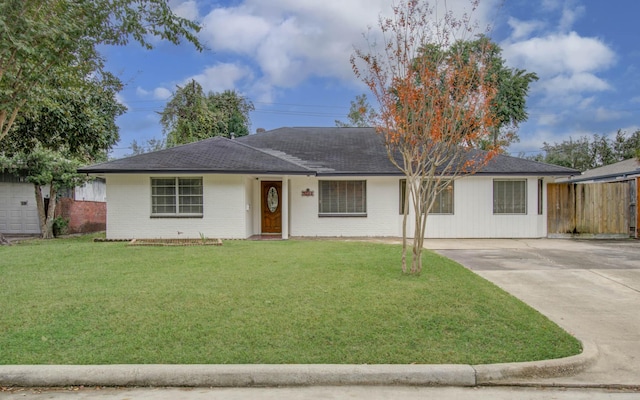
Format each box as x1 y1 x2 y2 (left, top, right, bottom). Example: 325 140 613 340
547 181 631 238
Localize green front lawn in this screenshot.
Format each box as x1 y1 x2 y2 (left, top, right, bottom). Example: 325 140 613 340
0 235 581 365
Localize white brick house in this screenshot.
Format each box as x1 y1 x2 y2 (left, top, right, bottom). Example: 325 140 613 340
79 127 577 240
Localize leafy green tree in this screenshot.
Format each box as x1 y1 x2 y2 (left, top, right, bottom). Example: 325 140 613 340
0 146 83 239
160 80 214 146
208 90 255 138
127 138 167 156
0 0 202 243
591 134 615 167
613 129 640 160
0 0 202 141
530 130 640 171
161 81 254 146
539 137 593 170
335 94 378 127
443 36 538 150
1 72 125 239
4 72 126 163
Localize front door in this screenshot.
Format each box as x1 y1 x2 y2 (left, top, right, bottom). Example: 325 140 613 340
261 181 282 234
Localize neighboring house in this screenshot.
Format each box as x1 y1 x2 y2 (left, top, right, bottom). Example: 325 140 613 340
560 158 640 184
78 127 577 240
0 174 106 235
55 179 107 234
0 173 39 234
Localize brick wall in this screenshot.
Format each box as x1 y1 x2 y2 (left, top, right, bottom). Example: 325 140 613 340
55 198 106 234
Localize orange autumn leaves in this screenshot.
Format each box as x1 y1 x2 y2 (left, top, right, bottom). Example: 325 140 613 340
351 0 499 273
353 0 500 174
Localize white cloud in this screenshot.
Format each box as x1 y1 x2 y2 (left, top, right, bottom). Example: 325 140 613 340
135 86 172 100
170 0 199 20
115 93 129 109
541 0 563 11
507 17 545 40
558 4 585 32
578 96 596 109
503 32 615 77
538 72 611 95
193 0 499 99
135 87 150 97
502 31 615 107
594 107 629 122
153 87 173 100
200 7 271 54
537 113 562 126
185 63 254 93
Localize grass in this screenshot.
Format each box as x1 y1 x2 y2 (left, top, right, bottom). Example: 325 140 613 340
0 235 581 365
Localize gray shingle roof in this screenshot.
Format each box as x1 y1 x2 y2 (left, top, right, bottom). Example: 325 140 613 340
563 158 640 182
79 127 578 176
79 136 312 174
236 127 400 174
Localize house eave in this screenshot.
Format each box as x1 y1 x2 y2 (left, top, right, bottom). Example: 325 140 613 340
565 171 640 183
474 171 577 177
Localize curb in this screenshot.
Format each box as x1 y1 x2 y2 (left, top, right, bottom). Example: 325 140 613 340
0 364 476 387
0 341 597 388
473 340 599 384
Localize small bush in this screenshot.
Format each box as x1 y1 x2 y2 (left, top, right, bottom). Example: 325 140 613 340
52 217 69 237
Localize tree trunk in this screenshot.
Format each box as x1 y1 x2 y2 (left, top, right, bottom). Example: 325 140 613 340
0 232 12 246
34 184 57 239
401 181 410 274
411 179 422 275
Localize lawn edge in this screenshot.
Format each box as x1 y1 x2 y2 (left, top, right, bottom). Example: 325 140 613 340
0 340 597 388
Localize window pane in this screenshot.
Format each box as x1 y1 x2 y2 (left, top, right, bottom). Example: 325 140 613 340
319 180 366 214
433 183 454 214
151 177 203 215
399 179 453 214
151 178 176 214
178 178 203 214
493 180 526 214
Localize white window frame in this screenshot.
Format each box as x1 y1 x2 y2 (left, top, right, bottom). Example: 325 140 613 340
151 177 203 218
493 179 527 215
318 180 367 217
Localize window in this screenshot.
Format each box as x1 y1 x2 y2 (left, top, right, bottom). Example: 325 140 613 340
0 172 27 183
537 179 544 215
318 180 366 216
399 179 454 214
151 177 203 217
493 179 527 214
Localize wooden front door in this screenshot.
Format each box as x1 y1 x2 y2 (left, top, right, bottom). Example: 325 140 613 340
261 181 282 234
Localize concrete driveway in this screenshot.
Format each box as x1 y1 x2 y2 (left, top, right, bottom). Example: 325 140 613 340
428 238 640 386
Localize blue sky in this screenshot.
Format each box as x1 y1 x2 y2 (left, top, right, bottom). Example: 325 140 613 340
103 0 640 158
